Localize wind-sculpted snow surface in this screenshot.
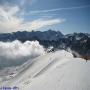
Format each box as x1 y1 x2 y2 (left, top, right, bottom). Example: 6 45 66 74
0 40 45 69
0 50 90 90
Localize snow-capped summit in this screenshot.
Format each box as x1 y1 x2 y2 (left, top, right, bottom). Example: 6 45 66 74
0 50 90 90
0 30 65 41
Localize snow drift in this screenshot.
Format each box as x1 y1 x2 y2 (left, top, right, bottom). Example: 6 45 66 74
0 50 90 90
0 40 45 69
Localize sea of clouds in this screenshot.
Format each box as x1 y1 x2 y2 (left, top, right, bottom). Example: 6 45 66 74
0 40 45 69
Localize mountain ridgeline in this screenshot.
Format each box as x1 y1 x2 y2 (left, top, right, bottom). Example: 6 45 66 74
0 30 90 60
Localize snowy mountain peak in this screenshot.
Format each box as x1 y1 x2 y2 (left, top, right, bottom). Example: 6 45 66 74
0 50 90 90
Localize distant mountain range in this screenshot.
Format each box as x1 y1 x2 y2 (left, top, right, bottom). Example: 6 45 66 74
66 33 90 59
0 30 90 59
0 30 65 41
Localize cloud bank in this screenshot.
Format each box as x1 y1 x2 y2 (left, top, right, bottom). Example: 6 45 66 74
0 40 45 69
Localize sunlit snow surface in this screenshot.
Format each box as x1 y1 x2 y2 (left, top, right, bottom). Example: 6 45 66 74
0 50 90 90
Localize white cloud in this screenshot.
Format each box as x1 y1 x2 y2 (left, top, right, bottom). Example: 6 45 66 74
0 5 65 33
0 6 22 32
0 40 45 68
21 18 65 30
29 5 90 14
20 0 36 7
0 6 20 21
0 1 89 33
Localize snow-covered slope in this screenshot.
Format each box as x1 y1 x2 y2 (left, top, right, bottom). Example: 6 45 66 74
0 50 90 90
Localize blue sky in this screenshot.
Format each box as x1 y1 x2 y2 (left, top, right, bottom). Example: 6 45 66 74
0 0 90 34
